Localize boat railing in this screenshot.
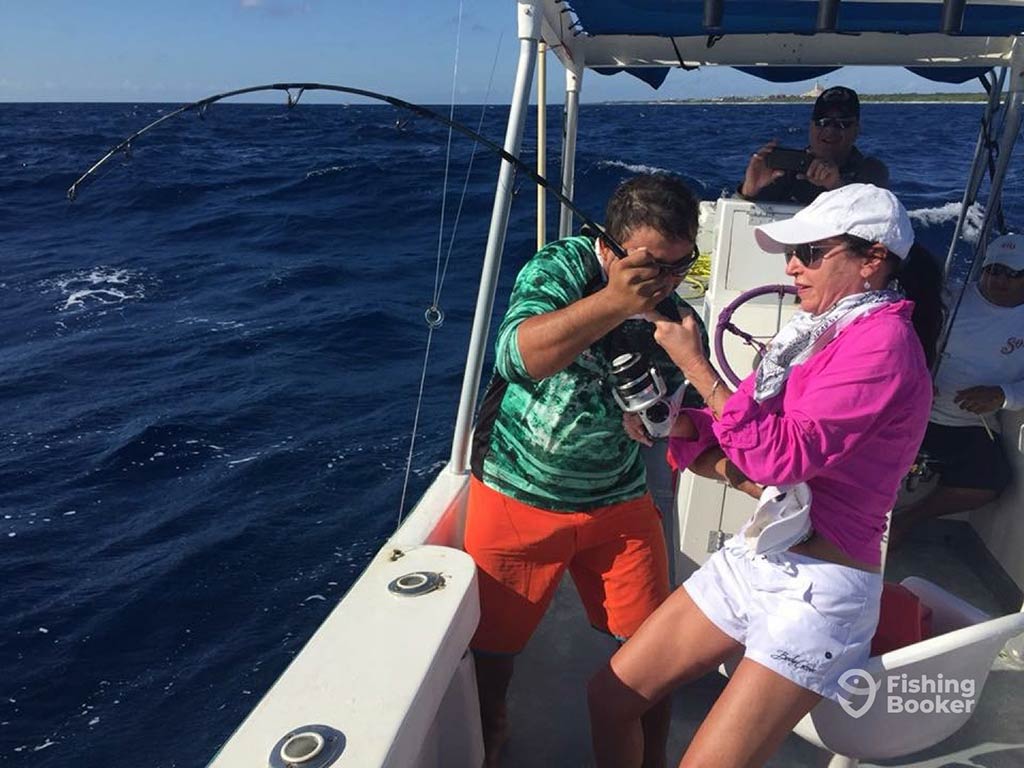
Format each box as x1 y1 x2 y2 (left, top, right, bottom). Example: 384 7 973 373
208 466 481 768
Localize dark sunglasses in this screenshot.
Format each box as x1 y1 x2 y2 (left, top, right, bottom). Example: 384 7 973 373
984 263 1024 279
782 242 839 268
813 117 857 130
654 246 700 277
784 234 880 268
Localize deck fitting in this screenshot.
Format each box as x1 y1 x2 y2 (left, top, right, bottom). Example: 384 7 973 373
268 724 345 768
388 570 445 597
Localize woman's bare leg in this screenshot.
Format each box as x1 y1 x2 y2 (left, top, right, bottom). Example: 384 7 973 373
678 658 821 768
588 588 742 768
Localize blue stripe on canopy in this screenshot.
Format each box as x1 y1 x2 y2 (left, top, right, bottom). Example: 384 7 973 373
734 67 841 83
568 1 1024 37
592 67 671 88
597 65 989 88
906 66 991 84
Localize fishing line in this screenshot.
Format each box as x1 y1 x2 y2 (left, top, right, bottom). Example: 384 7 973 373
397 0 470 530
433 0 465 309
439 32 505 304
391 37 507 528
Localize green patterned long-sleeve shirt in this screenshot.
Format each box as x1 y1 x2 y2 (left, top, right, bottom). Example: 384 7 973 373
470 236 707 511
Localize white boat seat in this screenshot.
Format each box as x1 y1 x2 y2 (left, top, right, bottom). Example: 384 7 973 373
721 577 1024 767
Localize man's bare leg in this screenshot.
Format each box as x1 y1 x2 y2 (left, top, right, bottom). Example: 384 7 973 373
474 652 515 768
639 696 671 768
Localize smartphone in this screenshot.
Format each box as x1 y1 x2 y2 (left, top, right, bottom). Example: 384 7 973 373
765 147 812 174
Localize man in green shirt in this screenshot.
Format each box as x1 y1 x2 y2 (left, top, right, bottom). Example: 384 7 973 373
466 174 707 767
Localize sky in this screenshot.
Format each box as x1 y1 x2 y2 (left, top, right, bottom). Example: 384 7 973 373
0 0 983 104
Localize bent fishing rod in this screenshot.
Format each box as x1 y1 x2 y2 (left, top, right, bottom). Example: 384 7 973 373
67 82 636 259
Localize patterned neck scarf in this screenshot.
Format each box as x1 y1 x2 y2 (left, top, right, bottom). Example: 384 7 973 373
753 289 902 403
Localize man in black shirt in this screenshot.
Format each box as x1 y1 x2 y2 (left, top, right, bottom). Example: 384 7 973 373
739 86 889 205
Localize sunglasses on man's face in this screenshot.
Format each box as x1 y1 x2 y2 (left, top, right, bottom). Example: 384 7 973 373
654 246 700 277
813 117 857 130
984 263 1024 279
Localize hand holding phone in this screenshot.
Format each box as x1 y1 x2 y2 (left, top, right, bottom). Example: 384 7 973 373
765 147 813 174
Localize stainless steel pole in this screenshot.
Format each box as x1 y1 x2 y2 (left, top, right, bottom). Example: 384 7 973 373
558 66 583 238
450 2 540 472
537 41 547 250
943 68 1006 278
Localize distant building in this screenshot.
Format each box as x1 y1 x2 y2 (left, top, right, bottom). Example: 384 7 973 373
801 81 825 98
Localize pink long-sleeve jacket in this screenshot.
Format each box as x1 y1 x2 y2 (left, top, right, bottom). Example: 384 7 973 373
669 300 932 565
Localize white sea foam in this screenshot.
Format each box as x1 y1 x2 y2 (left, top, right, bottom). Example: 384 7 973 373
908 201 960 226
597 159 674 175
305 164 349 179
413 458 448 478
907 201 985 242
46 266 149 312
176 317 245 332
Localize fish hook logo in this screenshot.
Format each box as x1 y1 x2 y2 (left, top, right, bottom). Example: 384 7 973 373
836 668 878 719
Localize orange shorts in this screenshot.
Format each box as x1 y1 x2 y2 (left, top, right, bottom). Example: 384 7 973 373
464 476 670 655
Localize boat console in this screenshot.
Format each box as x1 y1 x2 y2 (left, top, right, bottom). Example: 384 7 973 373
675 198 803 576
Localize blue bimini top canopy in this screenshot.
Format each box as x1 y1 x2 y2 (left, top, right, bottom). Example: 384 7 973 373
533 0 1024 87
565 0 1024 38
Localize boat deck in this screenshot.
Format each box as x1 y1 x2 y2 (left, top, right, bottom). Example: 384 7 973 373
504 519 1024 767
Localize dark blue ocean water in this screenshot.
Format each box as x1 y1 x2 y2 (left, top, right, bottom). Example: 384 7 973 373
1 101 1021 766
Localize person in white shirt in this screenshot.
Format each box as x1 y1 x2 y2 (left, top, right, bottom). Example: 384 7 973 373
892 233 1024 545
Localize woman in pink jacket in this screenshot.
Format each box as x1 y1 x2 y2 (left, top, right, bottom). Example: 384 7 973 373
589 184 944 768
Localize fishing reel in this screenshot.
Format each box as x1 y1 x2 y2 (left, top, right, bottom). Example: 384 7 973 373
904 451 940 493
609 352 682 439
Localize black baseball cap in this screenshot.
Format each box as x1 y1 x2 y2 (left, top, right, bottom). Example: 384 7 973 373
812 86 860 120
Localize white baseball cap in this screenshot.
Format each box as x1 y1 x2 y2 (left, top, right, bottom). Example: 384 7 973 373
982 233 1024 271
755 183 915 260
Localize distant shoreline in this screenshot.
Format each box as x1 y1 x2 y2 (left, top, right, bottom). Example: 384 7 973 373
622 93 986 106
0 92 987 107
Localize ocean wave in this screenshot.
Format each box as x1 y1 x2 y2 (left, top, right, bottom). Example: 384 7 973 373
248 160 388 202
305 164 349 180
176 316 247 332
260 261 349 292
597 159 674 175
42 266 151 312
908 200 984 242
84 422 229 484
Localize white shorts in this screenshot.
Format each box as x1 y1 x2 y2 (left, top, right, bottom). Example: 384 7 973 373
683 540 882 702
